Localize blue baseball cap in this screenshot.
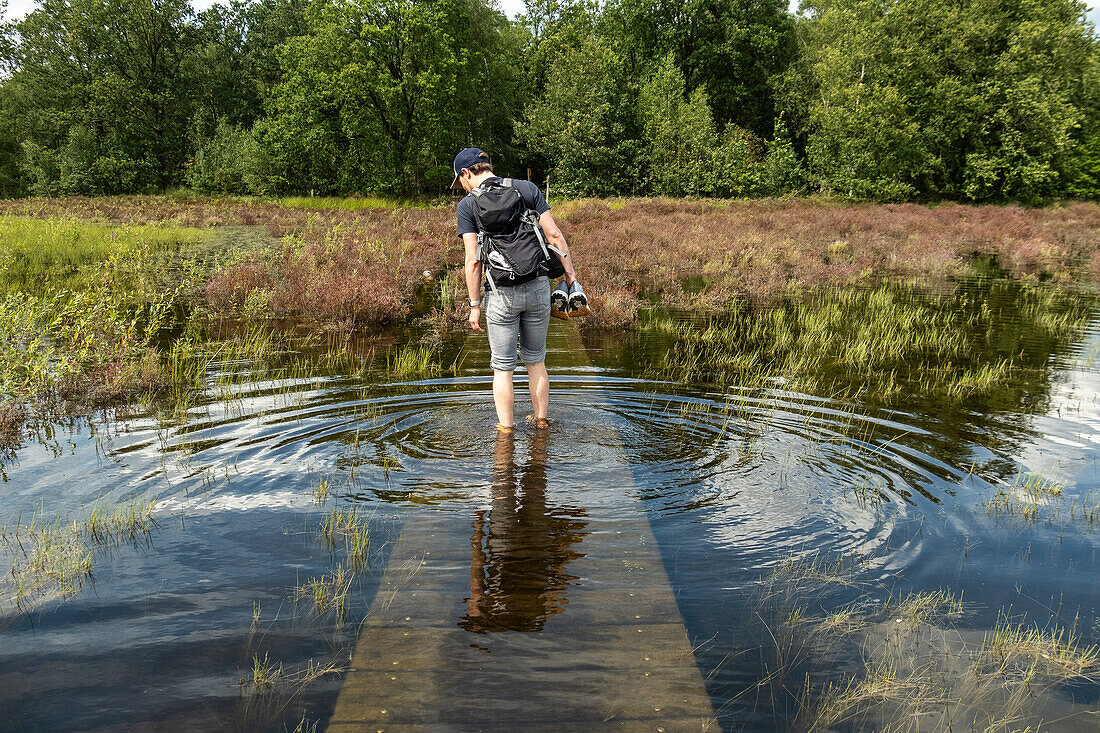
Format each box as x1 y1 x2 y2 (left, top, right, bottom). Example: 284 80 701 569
450 147 490 188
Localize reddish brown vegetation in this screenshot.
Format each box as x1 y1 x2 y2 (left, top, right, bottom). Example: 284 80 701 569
559 199 1100 327
203 209 457 327
3 196 1098 330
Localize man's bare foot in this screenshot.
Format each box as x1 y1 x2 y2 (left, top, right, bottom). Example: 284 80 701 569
495 422 514 433
526 414 550 429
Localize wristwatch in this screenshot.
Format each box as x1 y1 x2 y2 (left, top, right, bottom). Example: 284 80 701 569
467 298 481 307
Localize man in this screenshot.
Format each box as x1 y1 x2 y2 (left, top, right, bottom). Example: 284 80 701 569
452 147 580 431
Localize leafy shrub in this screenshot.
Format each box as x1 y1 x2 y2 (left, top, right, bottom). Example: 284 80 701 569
1065 122 1100 200
187 121 277 195
708 126 765 198
638 53 718 196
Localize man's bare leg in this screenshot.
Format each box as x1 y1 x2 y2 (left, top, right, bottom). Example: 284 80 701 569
493 370 515 428
527 361 549 422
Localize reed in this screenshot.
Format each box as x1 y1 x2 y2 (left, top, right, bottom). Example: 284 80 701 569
388 344 442 379
640 280 1093 405
294 565 353 622
2 499 160 611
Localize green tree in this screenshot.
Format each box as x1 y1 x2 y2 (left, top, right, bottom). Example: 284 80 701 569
263 0 517 194
760 114 806 195
0 2 23 195
6 0 199 193
518 36 633 195
783 0 1099 201
1066 121 1100 199
637 53 717 195
601 0 793 135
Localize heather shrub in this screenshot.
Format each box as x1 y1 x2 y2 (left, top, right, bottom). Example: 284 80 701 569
554 199 1100 329
203 208 456 327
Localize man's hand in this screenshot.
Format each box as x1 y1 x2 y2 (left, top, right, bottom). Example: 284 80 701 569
469 305 484 332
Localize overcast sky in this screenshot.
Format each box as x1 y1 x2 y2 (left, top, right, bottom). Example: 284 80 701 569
3 0 1099 34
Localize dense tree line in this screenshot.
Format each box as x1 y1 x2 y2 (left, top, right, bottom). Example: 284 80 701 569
0 0 1096 201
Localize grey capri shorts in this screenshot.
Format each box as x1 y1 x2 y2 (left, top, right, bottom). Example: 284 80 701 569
484 276 551 372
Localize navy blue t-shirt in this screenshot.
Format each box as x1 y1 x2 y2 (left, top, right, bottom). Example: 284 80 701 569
456 177 550 236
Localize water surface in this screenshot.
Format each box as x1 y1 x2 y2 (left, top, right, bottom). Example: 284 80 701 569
2 278 1100 730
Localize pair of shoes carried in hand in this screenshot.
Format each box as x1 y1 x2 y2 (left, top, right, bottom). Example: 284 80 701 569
551 280 590 320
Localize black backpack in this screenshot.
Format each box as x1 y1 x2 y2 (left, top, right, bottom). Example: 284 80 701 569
471 178 564 290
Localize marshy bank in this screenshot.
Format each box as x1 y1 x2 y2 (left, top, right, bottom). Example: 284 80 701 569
0 195 1099 730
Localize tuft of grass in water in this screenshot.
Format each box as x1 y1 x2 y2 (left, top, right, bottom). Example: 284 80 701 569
251 652 284 691
843 476 890 509
294 565 353 623
2 500 160 611
387 344 441 379
5 515 93 606
984 612 1100 679
769 551 857 587
85 500 159 544
985 470 1094 525
312 478 330 505
790 598 1100 732
237 651 344 730
891 589 965 629
320 506 371 571
753 561 1099 733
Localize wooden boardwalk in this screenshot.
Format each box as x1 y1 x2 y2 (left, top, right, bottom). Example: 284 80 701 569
328 322 717 731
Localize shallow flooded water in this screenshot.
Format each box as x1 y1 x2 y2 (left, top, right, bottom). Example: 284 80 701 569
3 278 1100 731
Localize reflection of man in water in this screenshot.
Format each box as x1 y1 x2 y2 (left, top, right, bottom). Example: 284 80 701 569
462 428 587 633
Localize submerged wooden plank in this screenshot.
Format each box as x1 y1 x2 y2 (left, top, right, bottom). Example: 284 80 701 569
328 321 717 731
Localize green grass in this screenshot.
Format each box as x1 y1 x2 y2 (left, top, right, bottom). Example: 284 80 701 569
294 565 354 622
0 215 209 295
388 344 442 379
320 505 370 571
639 279 1093 405
0 289 168 402
1 499 159 611
764 583 1099 732
85 500 159 543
